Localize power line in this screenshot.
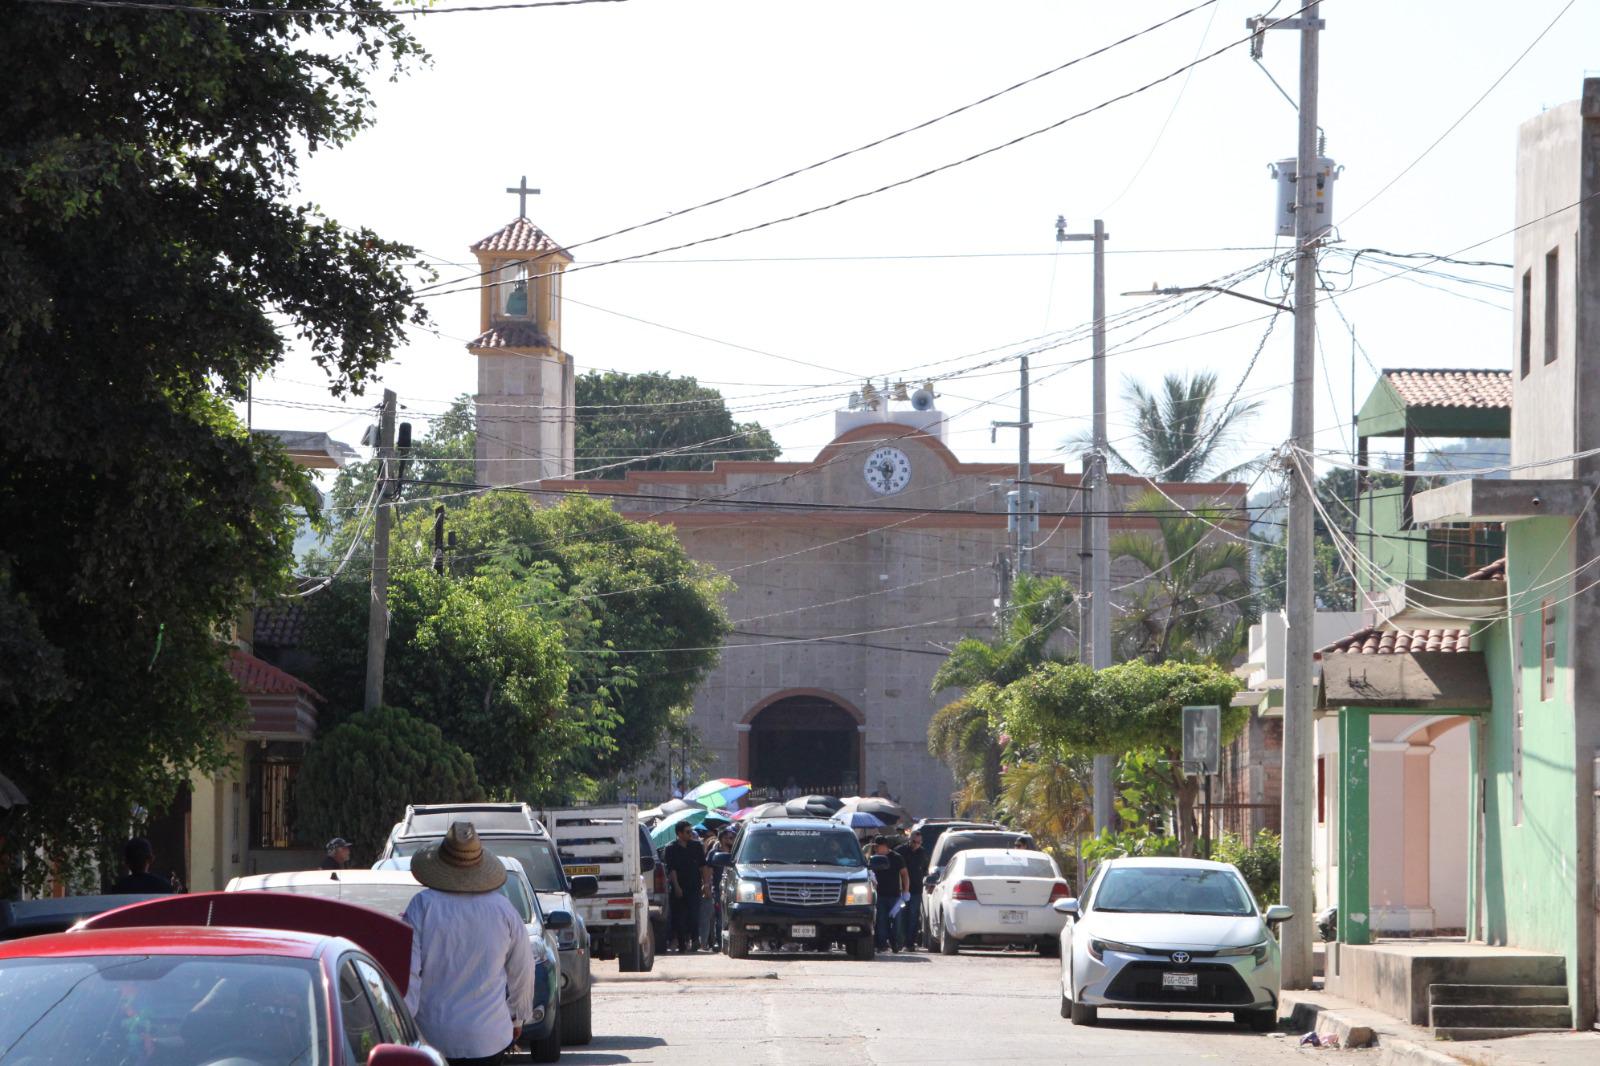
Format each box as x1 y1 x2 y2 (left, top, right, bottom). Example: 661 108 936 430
23 0 629 14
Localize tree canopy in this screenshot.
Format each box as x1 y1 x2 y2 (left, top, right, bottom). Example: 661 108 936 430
574 371 781 476
1067 372 1262 481
0 3 424 892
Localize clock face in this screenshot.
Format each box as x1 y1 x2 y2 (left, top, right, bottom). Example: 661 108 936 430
863 447 912 495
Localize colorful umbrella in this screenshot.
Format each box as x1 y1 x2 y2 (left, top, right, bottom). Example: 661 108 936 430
683 777 751 810
832 810 886 829
649 807 709 847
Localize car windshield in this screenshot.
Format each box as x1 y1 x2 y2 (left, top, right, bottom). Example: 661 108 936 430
0 954 326 1065
962 853 1058 878
1092 866 1256 917
392 837 566 893
739 829 864 866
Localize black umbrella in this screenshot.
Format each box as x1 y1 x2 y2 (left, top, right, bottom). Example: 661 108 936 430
744 802 789 821
839 796 908 826
640 796 702 823
785 794 842 817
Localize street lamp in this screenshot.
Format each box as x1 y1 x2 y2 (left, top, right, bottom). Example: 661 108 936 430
1122 284 1292 313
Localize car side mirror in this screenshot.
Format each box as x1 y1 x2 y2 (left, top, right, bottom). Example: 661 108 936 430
1052 898 1080 918
640 854 656 873
544 909 574 931
922 874 938 890
709 852 734 869
1264 904 1293 927
368 1045 437 1065
568 875 598 899
868 855 889 871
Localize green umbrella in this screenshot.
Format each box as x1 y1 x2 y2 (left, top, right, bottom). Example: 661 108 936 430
650 807 709 847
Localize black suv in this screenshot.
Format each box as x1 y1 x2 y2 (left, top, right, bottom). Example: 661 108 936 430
712 818 882 960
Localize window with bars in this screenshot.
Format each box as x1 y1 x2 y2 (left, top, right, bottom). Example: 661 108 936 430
250 756 306 850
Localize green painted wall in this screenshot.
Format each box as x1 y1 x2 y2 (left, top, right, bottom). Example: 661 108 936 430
1479 517 1579 985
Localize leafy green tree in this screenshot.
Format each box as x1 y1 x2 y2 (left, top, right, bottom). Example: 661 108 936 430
294 705 482 866
998 659 1242 855
574 371 781 476
1110 490 1252 664
302 568 586 801
0 2 425 890
996 749 1095 888
1068 372 1262 481
928 574 1074 814
1253 469 1400 613
1213 829 1282 905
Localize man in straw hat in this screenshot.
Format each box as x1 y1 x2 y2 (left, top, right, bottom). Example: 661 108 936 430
403 821 536 1066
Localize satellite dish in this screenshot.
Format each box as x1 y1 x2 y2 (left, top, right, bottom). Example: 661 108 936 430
910 387 935 412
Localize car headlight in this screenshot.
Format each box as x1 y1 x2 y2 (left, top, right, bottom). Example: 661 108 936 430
1087 938 1144 961
1218 938 1272 966
735 879 765 904
845 882 873 906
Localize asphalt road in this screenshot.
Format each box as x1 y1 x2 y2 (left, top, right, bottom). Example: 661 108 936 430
537 946 1313 1066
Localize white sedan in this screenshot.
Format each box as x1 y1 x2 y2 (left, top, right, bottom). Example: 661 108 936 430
1056 857 1292 1031
926 848 1071 955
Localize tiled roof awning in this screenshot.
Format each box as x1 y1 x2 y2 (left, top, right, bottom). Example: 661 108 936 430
467 323 552 351
1319 624 1490 710
1320 626 1472 655
227 650 320 740
470 217 571 258
1383 369 1512 409
1357 368 1511 438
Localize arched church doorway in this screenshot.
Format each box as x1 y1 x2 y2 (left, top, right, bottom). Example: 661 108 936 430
742 691 863 799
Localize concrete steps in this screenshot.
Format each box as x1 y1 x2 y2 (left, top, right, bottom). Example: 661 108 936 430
1428 979 1572 1040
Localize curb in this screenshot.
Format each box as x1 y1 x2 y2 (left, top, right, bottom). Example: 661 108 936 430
1281 991 1464 1066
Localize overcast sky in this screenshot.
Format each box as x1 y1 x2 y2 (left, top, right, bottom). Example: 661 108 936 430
252 0 1599 490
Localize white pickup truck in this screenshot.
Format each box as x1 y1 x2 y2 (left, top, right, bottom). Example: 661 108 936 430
537 805 656 972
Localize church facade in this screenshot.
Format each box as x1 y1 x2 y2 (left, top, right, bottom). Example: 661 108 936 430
463 213 1245 818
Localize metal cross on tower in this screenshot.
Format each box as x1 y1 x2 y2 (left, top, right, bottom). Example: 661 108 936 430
505 175 540 217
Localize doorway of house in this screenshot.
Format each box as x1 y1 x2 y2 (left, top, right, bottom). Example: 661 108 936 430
747 695 860 798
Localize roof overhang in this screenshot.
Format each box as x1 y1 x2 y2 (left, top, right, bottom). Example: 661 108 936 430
1232 690 1268 708
1319 651 1491 710
256 429 359 470
1412 478 1587 524
1373 579 1506 627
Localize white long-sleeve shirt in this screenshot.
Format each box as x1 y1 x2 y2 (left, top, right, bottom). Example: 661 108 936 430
402 887 536 1060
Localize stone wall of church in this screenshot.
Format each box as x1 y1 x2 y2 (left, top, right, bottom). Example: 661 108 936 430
476 353 573 487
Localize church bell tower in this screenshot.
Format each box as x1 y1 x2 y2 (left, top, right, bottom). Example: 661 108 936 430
466 177 575 488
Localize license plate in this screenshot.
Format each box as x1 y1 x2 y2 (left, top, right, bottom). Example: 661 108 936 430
790 924 817 939
1000 909 1027 924
1162 971 1199 990
563 864 601 877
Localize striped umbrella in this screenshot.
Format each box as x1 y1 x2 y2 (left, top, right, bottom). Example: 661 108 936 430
683 777 752 810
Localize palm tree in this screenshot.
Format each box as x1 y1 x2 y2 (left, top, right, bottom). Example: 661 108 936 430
928 574 1074 815
997 749 1095 890
1111 490 1251 664
1067 371 1263 481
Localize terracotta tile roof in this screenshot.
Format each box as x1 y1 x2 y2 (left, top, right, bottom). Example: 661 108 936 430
227 650 323 701
467 323 551 351
252 600 308 648
1383 368 1511 410
1320 625 1472 655
1464 556 1506 581
470 217 569 257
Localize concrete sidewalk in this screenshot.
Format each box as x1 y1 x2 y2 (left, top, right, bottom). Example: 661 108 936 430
1281 987 1599 1066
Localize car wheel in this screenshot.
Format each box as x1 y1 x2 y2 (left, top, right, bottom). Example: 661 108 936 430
559 991 592 1046
532 1004 562 1062
851 936 876 961
617 930 641 973
1237 1008 1277 1033
728 930 750 959
939 927 960 955
1059 992 1072 1019
1069 999 1098 1026
1037 936 1060 958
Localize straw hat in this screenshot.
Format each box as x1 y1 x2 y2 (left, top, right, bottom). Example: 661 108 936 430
411 821 506 894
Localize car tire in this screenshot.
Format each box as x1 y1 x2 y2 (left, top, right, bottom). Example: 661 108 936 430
532 1004 562 1062
1069 999 1098 1026
728 931 750 959
851 936 876 961
1059 993 1072 1019
1037 936 1060 958
939 927 960 955
1237 1008 1277 1033
559 991 592 1046
617 930 641 973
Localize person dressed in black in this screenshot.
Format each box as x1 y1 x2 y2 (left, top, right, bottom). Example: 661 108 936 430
871 836 908 952
661 821 710 953
708 828 736 950
895 830 929 950
111 837 175 894
321 837 353 870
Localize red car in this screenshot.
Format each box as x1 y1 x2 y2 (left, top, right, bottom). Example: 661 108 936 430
0 891 443 1065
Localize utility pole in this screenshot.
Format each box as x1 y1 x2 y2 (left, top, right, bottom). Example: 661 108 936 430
364 389 397 713
1060 217 1114 833
1018 355 1033 574
1252 2 1323 990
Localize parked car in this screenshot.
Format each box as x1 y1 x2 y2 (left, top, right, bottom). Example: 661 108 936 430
921 828 1032 946
1055 857 1292 1031
535 805 655 972
712 818 884 959
0 893 166 941
3 891 444 1064
382 802 596 1045
229 859 565 1061
925 847 1071 956
906 818 1001 861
